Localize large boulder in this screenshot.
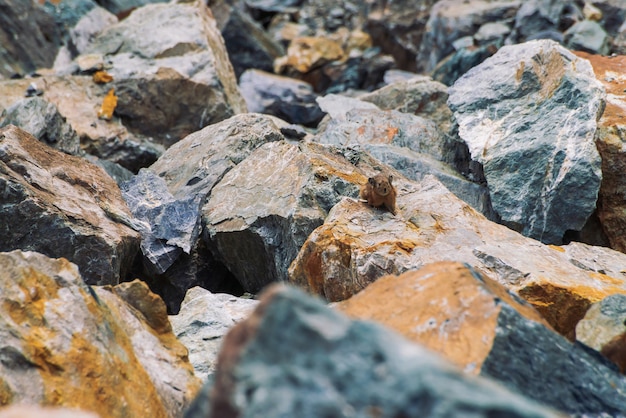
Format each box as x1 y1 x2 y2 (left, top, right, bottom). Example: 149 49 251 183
83 0 247 147
0 125 140 285
338 262 626 416
0 250 200 417
448 39 604 244
185 284 559 417
289 175 626 339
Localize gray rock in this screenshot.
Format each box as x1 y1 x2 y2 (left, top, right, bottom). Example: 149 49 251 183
84 1 247 147
448 39 604 244
416 0 522 73
149 113 286 200
475 21 511 44
432 42 500 86
97 0 168 16
509 0 579 43
482 303 626 415
210 0 284 78
192 285 559 418
169 286 258 381
0 0 60 77
239 69 324 127
0 97 81 155
614 20 626 54
244 0 303 13
564 20 610 55
203 140 369 293
0 125 140 285
121 169 202 275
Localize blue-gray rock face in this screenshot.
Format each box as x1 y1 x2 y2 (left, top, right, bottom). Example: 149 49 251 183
187 285 559 418
448 39 604 244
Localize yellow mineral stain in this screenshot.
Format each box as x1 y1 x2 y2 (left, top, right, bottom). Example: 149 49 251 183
548 244 565 252
0 377 14 406
93 71 114 84
98 89 117 121
385 126 399 142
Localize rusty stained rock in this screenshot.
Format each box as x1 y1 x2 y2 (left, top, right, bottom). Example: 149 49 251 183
288 175 626 339
574 52 626 255
336 261 626 416
0 250 200 417
274 36 345 74
0 125 140 285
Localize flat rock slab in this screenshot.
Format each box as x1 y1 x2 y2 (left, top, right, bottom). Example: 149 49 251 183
289 175 626 338
0 250 200 417
0 125 140 285
190 284 558 418
337 261 626 416
448 39 604 244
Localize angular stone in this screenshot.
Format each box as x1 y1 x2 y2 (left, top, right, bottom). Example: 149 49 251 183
194 284 558 418
573 52 626 254
509 0 577 43
85 1 247 146
289 175 626 338
577 294 626 372
337 261 626 415
275 36 345 75
565 20 610 55
0 97 80 155
96 0 169 16
0 76 163 173
448 40 604 244
0 125 140 285
203 140 373 293
239 69 324 127
0 250 200 417
169 287 258 381
416 0 521 73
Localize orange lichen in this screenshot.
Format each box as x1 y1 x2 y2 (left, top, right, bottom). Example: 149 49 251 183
92 71 114 84
97 89 117 121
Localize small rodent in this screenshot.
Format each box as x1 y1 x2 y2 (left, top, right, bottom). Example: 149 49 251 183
359 173 397 215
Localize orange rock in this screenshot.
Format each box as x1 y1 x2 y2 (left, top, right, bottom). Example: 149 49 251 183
275 36 345 74
97 89 117 121
336 261 551 372
92 71 113 84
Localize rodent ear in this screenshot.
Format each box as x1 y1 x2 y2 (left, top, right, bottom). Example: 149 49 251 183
388 175 393 184
368 177 376 186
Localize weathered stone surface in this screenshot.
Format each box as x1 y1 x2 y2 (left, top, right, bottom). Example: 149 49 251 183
577 294 626 373
337 261 626 415
432 42 499 86
84 1 247 146
416 0 521 73
0 97 80 155
573 52 626 254
96 0 169 16
209 0 285 78
0 250 200 417
289 176 626 338
0 0 60 78
274 36 345 75
149 113 286 200
0 406 98 418
0 76 163 173
0 125 140 285
448 40 604 244
508 0 579 44
121 169 201 275
203 140 371 293
564 20 609 55
239 69 324 127
169 287 258 381
193 284 558 418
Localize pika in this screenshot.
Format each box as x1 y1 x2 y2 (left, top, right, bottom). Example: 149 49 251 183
360 173 397 215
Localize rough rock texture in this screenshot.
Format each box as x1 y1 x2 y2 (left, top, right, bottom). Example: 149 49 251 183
0 125 140 285
192 284 558 418
289 176 626 339
0 250 200 417
84 1 247 146
416 0 522 73
574 52 626 254
239 69 324 127
508 0 578 44
448 39 604 244
208 0 285 78
337 262 626 415
203 140 372 293
121 169 201 275
169 287 258 381
95 0 168 16
0 97 80 155
0 406 98 418
0 76 163 173
577 294 626 373
564 20 609 55
0 0 60 78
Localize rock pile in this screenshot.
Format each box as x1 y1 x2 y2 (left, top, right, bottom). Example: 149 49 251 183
1 0 626 417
